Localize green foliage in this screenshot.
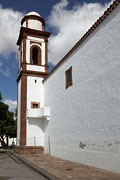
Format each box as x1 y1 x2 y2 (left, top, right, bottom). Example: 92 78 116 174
0 92 17 146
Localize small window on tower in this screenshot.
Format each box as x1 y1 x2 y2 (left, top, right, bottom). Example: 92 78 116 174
32 47 38 65
33 104 38 108
65 66 73 89
31 102 40 109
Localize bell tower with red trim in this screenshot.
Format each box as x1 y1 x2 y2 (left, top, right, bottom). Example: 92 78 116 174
16 12 50 152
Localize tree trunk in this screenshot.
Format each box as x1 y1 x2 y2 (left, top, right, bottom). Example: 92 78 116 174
0 136 6 146
6 136 9 147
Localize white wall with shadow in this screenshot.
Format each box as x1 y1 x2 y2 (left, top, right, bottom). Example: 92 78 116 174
27 117 49 146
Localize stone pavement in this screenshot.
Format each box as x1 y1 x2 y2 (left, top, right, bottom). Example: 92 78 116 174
22 153 120 180
0 152 47 180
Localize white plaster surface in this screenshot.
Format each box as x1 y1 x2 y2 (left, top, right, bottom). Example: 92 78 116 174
26 76 44 146
44 4 120 173
26 65 45 72
17 79 21 145
27 36 44 42
28 19 43 31
27 107 50 119
26 118 44 146
27 76 44 108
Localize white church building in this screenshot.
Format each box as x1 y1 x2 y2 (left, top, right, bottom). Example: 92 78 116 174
16 0 120 174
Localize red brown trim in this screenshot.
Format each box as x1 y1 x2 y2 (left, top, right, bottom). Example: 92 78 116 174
20 62 48 67
30 45 41 65
45 39 48 73
42 23 44 31
26 20 28 28
20 75 27 146
21 15 45 26
17 70 48 83
14 146 44 154
20 49 22 69
17 63 49 76
17 27 50 45
21 63 26 71
65 66 73 89
23 36 27 71
43 0 120 83
27 63 48 67
29 34 49 41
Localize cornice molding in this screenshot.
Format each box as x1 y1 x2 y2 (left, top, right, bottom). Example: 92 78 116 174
17 70 49 83
17 27 51 46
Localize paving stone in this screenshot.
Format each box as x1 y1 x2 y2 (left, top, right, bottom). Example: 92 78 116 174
22 153 120 180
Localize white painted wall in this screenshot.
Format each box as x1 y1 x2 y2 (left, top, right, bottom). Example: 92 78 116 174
27 65 45 72
28 19 43 31
17 79 21 145
27 118 44 146
27 76 44 108
22 19 43 31
44 4 120 173
26 76 44 146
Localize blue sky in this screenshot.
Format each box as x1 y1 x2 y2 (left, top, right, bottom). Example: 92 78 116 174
0 0 112 111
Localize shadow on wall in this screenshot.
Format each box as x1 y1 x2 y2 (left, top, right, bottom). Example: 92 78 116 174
43 118 49 132
28 117 49 133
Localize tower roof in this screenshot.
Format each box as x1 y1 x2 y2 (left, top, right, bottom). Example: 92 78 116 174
21 11 45 26
26 11 41 17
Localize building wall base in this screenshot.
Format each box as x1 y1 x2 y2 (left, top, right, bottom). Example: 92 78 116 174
14 146 44 154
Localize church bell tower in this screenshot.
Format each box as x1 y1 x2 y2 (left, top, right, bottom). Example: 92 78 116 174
16 12 50 151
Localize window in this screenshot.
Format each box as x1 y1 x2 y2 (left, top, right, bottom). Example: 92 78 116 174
33 104 38 108
30 45 41 65
32 47 38 65
65 66 73 89
31 102 40 109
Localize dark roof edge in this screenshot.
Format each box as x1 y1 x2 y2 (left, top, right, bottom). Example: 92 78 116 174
43 0 120 83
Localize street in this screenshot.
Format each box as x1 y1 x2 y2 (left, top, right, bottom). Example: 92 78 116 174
0 152 48 180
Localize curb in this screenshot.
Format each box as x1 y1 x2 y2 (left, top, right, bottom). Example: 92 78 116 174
7 151 62 180
0 149 9 153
